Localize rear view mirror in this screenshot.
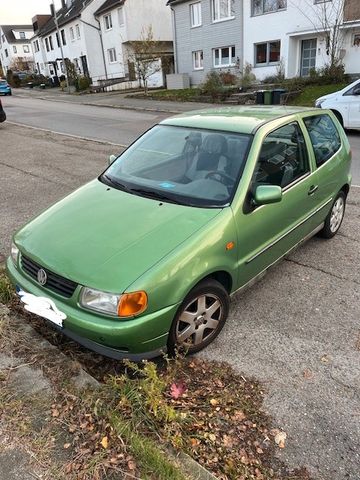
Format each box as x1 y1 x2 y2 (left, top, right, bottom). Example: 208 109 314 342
109 154 117 165
254 185 282 206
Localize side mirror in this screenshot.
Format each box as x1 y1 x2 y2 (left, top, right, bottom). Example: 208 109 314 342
109 154 117 165
254 185 282 206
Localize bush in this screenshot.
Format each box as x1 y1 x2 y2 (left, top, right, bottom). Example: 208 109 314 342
200 71 225 101
239 62 256 90
219 70 238 86
76 75 91 91
12 74 21 88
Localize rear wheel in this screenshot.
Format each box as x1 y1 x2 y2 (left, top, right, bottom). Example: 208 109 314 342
319 191 346 239
168 279 229 355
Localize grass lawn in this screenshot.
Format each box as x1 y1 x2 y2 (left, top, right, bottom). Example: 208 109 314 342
288 83 347 107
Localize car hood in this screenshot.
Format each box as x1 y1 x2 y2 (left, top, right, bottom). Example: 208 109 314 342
317 91 339 103
15 179 221 293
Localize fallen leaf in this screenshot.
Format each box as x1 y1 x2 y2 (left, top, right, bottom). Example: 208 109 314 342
303 369 314 379
63 443 71 449
128 460 136 470
210 398 219 406
170 382 186 399
320 355 330 364
275 431 287 448
100 436 109 449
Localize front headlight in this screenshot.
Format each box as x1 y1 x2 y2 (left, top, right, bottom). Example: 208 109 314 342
11 242 19 264
80 287 121 316
80 288 148 317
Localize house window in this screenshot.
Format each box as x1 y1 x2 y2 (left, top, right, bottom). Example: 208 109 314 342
56 32 60 47
34 40 40 52
212 0 234 22
255 40 280 65
252 0 286 16
19 31 26 39
23 45 30 53
75 24 80 39
13 46 17 53
353 33 360 46
49 36 53 50
74 58 80 72
61 29 66 45
108 48 117 63
118 7 124 25
193 50 203 70
5 49 8 57
213 46 236 67
190 2 202 27
104 14 113 30
45 38 50 51
70 27 75 41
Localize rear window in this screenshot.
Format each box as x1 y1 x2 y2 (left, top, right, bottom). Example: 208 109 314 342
303 114 341 167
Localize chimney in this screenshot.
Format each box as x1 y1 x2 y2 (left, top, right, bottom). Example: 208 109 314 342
61 0 66 8
50 3 55 16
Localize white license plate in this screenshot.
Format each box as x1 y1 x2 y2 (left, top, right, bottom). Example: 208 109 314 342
17 288 66 328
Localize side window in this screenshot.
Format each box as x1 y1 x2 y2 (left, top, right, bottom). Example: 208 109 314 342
252 122 309 191
303 114 341 167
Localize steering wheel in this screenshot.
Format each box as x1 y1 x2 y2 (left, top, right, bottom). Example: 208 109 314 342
205 171 234 186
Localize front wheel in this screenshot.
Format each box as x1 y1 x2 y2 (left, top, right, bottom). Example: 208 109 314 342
168 279 229 355
320 191 346 239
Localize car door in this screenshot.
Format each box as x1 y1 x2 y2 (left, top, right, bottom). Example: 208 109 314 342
232 120 320 289
347 88 360 128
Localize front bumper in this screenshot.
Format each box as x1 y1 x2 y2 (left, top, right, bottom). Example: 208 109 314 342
6 257 179 360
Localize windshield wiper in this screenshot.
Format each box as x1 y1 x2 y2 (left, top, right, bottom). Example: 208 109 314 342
129 188 185 204
101 174 130 192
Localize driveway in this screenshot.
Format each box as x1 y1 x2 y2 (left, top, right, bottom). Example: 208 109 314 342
1 121 359 480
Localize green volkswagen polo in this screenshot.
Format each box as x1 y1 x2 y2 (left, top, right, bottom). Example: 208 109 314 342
7 106 351 360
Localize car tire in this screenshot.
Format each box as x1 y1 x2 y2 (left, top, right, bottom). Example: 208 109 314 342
168 279 229 356
319 191 346 239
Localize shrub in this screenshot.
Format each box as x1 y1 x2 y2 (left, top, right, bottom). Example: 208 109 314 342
200 71 225 100
76 75 91 91
239 62 256 90
219 70 238 86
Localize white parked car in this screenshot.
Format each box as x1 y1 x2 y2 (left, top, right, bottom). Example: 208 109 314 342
315 79 360 129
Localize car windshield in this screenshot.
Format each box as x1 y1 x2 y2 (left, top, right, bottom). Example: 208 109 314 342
101 125 252 207
0 81 7 85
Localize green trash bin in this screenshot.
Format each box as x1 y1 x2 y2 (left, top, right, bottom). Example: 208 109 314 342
263 90 273 105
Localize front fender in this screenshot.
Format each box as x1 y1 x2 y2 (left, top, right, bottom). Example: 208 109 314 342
127 208 238 313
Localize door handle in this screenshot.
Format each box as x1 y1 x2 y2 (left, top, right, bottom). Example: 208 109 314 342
308 185 318 195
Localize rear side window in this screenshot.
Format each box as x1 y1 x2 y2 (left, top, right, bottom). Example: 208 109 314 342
303 114 341 167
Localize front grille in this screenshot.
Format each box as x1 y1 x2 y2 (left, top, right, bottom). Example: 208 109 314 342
21 255 78 298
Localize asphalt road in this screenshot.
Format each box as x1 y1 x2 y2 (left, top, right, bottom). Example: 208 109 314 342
2 95 168 146
1 117 360 479
2 94 360 185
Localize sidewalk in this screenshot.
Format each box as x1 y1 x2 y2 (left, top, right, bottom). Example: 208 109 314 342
15 87 212 115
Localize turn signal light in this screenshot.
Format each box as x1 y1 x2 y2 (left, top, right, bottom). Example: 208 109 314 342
118 291 148 317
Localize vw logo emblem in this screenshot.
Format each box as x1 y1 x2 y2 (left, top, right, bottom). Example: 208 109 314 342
37 269 47 286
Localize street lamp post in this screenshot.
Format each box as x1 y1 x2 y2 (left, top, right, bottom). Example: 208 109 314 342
52 1 71 93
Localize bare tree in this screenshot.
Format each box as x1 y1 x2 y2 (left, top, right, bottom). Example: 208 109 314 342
10 57 34 72
127 25 163 94
292 0 346 70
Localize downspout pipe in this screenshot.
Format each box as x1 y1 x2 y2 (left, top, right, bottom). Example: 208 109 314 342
79 18 108 81
170 6 178 74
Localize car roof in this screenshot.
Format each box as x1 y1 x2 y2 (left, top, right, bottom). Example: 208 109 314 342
161 105 320 135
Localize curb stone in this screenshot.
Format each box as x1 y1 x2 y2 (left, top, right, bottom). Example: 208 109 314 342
168 447 219 480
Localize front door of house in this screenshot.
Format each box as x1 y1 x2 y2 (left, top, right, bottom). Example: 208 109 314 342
300 39 317 76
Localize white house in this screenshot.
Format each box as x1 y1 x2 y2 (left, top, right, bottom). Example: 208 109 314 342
94 0 174 88
0 25 34 74
31 0 173 88
243 0 360 80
